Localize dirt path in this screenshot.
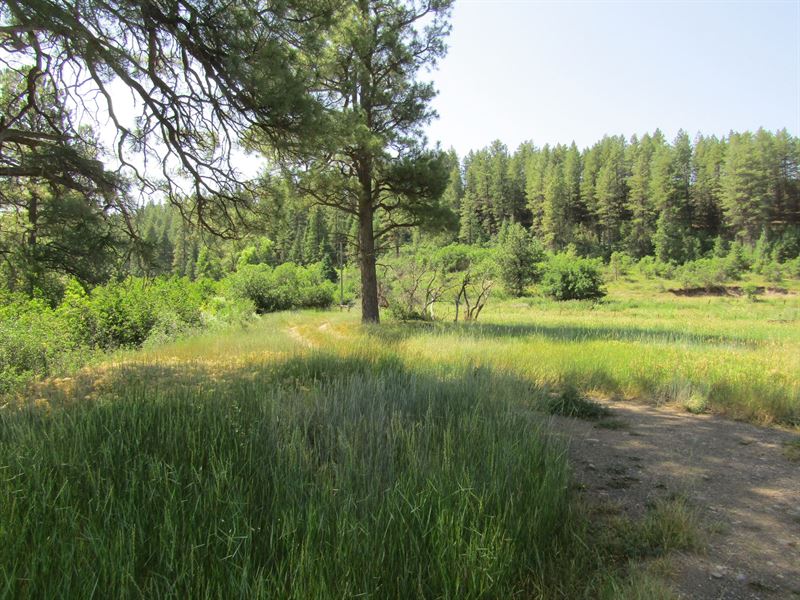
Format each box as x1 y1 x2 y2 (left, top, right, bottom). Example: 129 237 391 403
286 326 316 348
551 400 800 599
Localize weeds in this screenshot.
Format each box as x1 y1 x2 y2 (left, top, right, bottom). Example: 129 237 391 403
546 385 612 419
784 438 800 462
594 496 704 562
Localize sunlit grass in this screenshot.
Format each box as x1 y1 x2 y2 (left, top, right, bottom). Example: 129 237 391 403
2 279 798 597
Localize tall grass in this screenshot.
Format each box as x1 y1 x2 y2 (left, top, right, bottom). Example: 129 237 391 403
3 278 794 597
0 354 609 598
356 290 800 426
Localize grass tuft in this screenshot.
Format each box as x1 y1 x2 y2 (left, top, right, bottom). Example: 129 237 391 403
592 495 704 563
784 438 800 462
546 385 612 420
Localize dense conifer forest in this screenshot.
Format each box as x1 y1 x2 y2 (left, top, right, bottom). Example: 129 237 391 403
7 127 790 297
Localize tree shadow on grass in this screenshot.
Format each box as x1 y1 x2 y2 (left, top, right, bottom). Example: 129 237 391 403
365 319 762 349
24 350 555 415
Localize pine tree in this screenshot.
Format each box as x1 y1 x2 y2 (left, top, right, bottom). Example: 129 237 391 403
497 222 543 296
458 191 484 244
525 145 550 236
157 229 174 275
691 134 726 247
625 133 658 257
722 132 768 244
594 137 628 254
302 207 331 264
287 0 454 323
650 132 696 263
542 146 569 250
508 142 534 226
563 142 584 228
487 140 513 228
440 151 464 214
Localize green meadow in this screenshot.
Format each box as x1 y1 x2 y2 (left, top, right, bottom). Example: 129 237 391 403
1 279 798 598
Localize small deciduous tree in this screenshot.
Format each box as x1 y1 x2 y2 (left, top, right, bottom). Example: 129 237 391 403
453 258 494 322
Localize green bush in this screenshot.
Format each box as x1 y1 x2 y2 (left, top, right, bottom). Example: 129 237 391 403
225 262 335 313
432 244 496 274
0 293 76 393
541 254 606 301
761 261 784 283
637 256 674 280
201 295 256 330
0 276 251 393
608 251 634 279
496 222 545 296
742 283 761 302
674 256 745 290
58 277 208 349
783 256 800 278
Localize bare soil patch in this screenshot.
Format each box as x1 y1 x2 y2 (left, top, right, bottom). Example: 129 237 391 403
667 286 792 297
551 399 800 599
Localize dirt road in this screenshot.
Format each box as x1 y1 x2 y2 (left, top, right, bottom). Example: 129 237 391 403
552 401 800 599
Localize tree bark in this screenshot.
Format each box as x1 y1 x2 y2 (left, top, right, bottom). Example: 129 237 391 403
358 202 380 323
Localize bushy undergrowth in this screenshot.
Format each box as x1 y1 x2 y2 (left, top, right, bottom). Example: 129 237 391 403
0 356 613 598
224 262 336 313
0 263 338 394
0 278 216 394
59 277 209 348
541 254 607 301
674 257 743 290
0 293 78 393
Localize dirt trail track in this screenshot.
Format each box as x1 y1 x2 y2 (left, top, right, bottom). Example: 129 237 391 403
552 401 800 599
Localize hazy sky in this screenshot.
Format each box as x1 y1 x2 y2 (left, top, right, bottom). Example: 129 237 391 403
424 0 800 156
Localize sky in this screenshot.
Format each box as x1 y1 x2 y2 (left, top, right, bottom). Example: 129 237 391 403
424 0 800 157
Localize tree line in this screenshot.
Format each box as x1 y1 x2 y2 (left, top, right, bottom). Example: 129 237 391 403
3 127 799 305
453 129 799 262
2 0 798 324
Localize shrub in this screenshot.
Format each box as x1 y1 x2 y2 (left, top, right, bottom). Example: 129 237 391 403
497 222 545 296
225 262 335 313
783 256 800 279
58 277 207 349
637 256 674 280
761 261 785 283
609 251 634 280
0 293 75 393
432 243 496 274
382 256 446 321
541 254 606 301
742 283 761 302
674 258 725 290
201 295 256 330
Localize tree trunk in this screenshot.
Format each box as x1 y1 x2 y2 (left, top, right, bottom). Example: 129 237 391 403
358 202 380 323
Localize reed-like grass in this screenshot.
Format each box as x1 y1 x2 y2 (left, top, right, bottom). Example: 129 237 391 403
2 354 611 598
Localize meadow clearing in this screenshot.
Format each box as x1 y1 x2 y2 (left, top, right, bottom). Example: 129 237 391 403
1 277 798 598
